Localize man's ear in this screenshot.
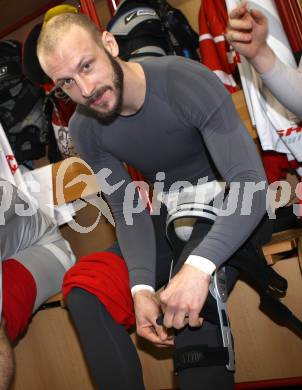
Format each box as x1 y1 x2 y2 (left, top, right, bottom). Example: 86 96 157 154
101 31 119 58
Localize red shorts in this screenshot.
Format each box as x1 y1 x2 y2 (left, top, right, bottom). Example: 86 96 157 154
2 259 37 341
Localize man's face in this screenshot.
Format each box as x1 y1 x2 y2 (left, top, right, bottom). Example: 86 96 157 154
41 26 123 124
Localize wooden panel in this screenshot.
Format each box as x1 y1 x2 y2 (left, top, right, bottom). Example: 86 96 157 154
52 158 100 206
95 0 112 29
169 0 201 32
12 308 97 390
59 206 116 258
262 228 302 256
3 0 78 41
231 89 258 140
12 306 178 390
0 0 52 36
229 257 302 383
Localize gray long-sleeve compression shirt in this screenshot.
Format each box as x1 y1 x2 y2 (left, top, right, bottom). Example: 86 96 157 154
261 56 302 118
69 56 267 288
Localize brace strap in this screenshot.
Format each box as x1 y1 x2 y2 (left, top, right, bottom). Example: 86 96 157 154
174 345 229 372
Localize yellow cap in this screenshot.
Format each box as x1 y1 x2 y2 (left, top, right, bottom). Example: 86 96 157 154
43 4 78 24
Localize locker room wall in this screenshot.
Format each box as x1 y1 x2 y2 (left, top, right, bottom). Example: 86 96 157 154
4 0 200 42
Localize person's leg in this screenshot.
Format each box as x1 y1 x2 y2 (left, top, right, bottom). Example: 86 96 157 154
0 252 47 390
67 287 144 390
64 244 145 390
0 184 62 262
10 238 73 312
64 207 174 390
0 321 14 390
175 322 234 390
0 231 77 390
1 232 73 339
169 220 237 390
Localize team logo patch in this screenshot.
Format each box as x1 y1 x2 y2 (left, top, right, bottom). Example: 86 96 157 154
125 9 157 24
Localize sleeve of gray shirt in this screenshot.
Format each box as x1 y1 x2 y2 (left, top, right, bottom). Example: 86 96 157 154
167 59 268 268
261 56 302 119
69 112 156 288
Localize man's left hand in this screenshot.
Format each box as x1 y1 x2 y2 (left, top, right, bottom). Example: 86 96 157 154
159 264 211 329
133 290 174 346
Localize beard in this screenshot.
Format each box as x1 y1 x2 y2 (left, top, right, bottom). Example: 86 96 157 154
84 50 124 125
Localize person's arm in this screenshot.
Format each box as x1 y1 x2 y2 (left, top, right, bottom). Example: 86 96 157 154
69 112 173 345
69 112 157 289
226 2 273 73
160 58 267 329
169 58 267 271
226 2 302 117
260 56 302 118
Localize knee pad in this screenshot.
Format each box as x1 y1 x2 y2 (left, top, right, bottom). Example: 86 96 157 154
2 259 37 341
62 252 135 329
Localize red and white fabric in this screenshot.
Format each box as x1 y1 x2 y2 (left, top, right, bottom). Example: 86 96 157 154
275 0 302 58
2 259 37 341
0 121 31 320
199 0 240 93
51 98 77 158
43 83 77 159
0 122 29 192
226 0 302 162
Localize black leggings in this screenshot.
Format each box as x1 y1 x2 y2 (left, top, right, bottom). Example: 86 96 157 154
170 220 238 390
68 288 234 390
67 218 236 390
67 288 144 390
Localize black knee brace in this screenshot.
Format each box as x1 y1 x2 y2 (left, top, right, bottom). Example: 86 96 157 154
157 267 235 372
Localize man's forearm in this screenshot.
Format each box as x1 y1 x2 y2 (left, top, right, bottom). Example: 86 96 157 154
249 44 277 75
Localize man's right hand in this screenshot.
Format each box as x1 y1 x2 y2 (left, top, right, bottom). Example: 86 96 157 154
133 290 174 346
226 2 275 73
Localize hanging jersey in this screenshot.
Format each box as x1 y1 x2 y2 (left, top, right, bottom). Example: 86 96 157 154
199 0 239 93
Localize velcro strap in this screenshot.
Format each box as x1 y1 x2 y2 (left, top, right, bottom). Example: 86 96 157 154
174 345 229 372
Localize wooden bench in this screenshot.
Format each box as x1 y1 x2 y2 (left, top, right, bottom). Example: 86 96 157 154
263 228 302 264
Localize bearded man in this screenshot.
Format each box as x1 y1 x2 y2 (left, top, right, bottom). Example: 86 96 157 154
37 13 268 390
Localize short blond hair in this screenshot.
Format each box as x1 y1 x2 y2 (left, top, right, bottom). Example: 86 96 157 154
37 13 102 59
